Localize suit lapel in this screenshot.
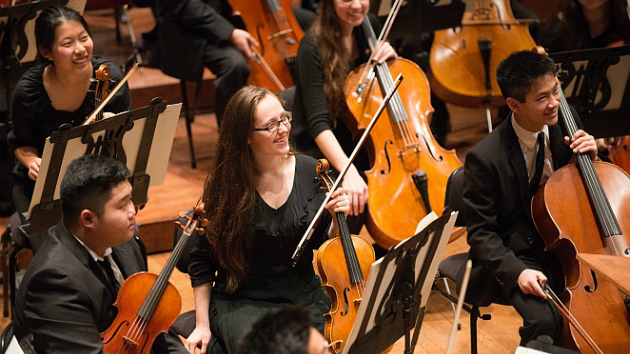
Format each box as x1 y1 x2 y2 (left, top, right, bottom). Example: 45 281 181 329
505 117 531 215
54 221 118 296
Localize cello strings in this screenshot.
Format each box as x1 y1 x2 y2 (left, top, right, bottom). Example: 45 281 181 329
558 91 621 252
357 0 402 88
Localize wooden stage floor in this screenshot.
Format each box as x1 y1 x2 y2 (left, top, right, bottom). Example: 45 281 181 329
0 6 525 354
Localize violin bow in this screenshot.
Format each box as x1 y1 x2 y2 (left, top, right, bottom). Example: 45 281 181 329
542 285 604 354
82 61 139 126
291 73 404 266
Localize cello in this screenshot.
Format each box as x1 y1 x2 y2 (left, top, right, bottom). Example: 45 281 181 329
100 201 207 353
226 0 303 92
429 0 536 107
316 159 375 353
531 48 630 354
344 18 463 249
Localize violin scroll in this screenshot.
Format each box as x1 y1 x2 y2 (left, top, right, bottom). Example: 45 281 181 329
175 200 208 236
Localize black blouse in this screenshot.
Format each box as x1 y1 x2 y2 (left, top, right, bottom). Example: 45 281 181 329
290 14 382 163
8 56 131 193
189 155 333 301
9 56 131 154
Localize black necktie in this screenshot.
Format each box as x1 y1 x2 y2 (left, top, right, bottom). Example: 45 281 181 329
97 258 120 294
529 132 545 196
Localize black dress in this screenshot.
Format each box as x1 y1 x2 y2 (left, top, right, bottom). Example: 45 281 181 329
8 56 131 217
188 154 333 354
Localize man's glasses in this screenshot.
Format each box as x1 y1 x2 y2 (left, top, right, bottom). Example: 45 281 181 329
253 112 293 133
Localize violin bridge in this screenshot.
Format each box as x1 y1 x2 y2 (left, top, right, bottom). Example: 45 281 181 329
122 335 139 346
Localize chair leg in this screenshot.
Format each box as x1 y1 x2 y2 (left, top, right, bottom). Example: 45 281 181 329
114 7 122 43
470 305 479 354
119 4 143 66
8 247 20 320
1 228 11 317
180 81 197 169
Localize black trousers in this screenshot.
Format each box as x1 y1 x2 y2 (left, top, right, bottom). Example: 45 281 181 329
203 42 249 124
503 256 564 346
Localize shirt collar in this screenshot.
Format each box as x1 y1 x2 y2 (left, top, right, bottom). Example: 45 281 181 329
73 235 113 262
512 115 549 150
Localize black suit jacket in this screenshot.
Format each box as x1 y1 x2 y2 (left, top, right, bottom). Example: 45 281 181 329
151 0 235 81
14 221 186 353
459 113 578 306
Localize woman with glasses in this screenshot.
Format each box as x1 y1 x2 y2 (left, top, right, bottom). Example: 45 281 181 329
185 86 350 354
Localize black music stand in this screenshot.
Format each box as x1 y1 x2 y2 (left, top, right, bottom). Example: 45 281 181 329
20 98 181 250
550 45 630 138
342 212 457 354
370 0 465 37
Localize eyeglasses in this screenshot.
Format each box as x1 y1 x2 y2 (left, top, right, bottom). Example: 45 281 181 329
253 112 293 133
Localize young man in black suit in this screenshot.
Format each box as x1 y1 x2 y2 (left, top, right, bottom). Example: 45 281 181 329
461 51 598 345
14 155 186 353
151 0 257 124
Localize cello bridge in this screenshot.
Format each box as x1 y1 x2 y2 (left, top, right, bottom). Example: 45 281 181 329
268 29 294 41
397 144 422 158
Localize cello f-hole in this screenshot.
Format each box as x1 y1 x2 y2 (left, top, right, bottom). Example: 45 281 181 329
584 270 598 293
381 141 394 175
255 24 265 55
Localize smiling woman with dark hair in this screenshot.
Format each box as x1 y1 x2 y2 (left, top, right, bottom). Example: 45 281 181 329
184 86 350 354
7 6 131 221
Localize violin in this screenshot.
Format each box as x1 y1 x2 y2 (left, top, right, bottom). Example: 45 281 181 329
343 17 463 249
226 0 303 92
93 64 111 122
429 0 537 107
531 47 630 354
83 62 138 126
315 159 375 353
101 201 208 353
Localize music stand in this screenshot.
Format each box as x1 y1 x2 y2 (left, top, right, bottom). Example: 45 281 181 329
20 99 181 250
342 211 457 354
550 45 630 138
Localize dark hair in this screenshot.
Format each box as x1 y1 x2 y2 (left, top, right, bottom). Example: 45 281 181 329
496 51 556 103
310 0 353 127
237 305 312 354
202 86 290 292
35 6 91 62
61 154 129 226
564 0 630 50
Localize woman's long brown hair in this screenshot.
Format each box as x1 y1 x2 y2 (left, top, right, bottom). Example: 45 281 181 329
202 86 278 292
311 0 353 127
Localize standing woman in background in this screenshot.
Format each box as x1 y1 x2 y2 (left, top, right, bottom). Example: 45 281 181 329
290 0 396 229
185 86 349 354
8 6 131 220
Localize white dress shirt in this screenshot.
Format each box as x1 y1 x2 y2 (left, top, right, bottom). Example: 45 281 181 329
74 236 125 286
512 115 554 187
